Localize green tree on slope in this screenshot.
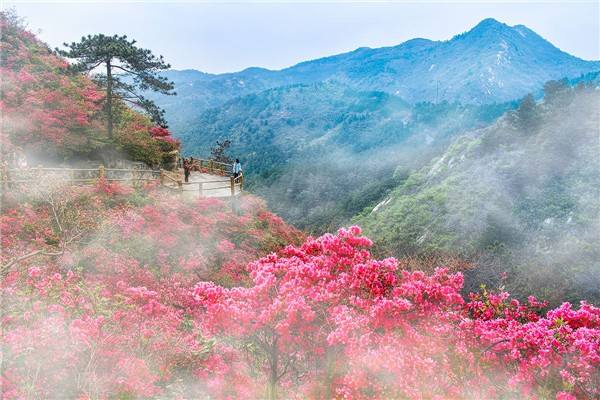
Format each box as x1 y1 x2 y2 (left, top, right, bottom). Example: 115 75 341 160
58 34 175 138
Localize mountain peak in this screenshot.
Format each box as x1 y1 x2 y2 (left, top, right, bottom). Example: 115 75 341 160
467 18 513 36
154 16 600 125
474 17 505 29
450 18 514 42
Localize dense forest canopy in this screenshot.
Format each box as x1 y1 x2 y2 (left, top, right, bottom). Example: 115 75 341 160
182 81 514 231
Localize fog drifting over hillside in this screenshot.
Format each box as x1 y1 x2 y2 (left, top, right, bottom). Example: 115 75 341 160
358 83 600 305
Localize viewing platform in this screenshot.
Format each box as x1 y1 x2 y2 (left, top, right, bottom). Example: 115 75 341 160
1 159 243 200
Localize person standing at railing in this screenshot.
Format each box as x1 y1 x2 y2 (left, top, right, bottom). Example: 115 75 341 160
232 159 242 180
183 159 191 183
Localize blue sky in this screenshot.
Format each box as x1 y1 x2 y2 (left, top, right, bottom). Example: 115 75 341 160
4 1 599 73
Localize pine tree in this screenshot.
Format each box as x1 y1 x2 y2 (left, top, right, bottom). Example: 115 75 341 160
209 140 233 164
516 93 538 131
57 35 175 138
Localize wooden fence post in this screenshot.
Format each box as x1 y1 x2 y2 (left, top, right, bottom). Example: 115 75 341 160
209 160 214 174
230 176 235 198
159 170 164 185
98 165 105 181
240 175 244 192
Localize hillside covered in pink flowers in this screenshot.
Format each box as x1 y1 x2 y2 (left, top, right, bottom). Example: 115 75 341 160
2 179 598 399
1 10 598 400
0 12 178 166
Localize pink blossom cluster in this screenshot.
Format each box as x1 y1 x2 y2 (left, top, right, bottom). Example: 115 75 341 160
149 126 170 137
1 184 302 399
1 180 597 399
0 14 103 155
194 226 599 399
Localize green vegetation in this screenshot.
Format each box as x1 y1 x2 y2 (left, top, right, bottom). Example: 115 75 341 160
181 81 513 231
57 33 175 138
150 18 600 137
356 82 600 305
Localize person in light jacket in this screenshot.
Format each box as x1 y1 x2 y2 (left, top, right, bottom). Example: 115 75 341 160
232 159 242 179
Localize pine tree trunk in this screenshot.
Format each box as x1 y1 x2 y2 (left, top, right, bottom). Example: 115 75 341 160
106 59 113 139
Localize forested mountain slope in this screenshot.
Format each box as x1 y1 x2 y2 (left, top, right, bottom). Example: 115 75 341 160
147 18 599 233
356 82 600 305
182 81 513 231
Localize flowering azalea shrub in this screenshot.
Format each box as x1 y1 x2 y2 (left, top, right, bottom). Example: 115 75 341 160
464 288 599 399
0 12 103 158
0 12 178 165
194 226 599 399
1 182 302 399
114 107 180 167
1 180 598 399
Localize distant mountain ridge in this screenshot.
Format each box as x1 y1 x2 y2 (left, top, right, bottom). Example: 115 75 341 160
152 18 599 134
154 18 599 233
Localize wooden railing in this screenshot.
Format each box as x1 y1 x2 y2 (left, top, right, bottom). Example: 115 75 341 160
2 162 243 200
2 165 160 185
160 169 183 188
160 168 243 198
187 159 231 176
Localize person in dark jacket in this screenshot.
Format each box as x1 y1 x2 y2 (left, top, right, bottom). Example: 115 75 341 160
183 159 191 183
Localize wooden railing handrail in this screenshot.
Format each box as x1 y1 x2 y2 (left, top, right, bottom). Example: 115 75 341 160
5 167 158 173
160 169 182 183
185 159 233 176
183 179 231 184
2 164 244 200
188 159 232 168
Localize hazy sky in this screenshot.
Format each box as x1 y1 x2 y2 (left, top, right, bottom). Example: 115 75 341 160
4 1 599 73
